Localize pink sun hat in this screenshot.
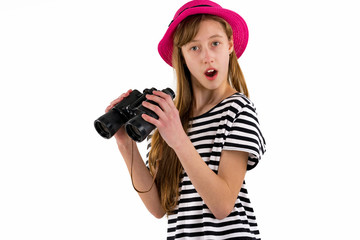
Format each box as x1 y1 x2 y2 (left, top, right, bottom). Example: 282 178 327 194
158 0 249 67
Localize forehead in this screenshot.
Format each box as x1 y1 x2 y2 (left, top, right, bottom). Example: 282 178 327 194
192 19 227 41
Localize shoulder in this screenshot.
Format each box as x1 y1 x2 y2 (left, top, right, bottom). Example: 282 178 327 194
223 92 258 117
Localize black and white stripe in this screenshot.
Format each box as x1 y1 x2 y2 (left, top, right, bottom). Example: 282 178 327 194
147 93 266 239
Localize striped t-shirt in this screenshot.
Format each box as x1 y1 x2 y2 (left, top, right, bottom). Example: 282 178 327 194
147 92 266 239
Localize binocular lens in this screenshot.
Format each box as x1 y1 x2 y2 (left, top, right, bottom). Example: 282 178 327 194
94 120 111 139
126 124 142 141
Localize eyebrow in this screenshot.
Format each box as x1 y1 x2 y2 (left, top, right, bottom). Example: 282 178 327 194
189 34 224 43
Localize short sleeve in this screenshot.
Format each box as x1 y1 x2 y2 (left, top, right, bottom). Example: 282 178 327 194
223 101 266 170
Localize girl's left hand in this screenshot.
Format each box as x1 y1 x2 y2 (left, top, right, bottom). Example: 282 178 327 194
141 90 185 150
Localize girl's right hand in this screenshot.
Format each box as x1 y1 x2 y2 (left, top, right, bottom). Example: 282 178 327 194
105 89 133 146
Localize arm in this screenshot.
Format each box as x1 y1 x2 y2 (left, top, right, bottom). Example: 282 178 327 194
117 141 166 219
141 91 248 219
173 137 248 219
105 90 165 219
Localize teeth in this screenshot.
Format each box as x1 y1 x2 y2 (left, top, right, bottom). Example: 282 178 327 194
207 69 215 73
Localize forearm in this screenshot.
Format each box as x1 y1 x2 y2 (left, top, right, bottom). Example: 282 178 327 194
117 141 165 219
172 137 236 219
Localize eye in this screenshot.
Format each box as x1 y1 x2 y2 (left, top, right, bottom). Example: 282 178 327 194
190 46 199 51
212 41 220 47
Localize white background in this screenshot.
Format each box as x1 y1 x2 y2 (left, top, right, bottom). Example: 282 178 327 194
1 0 359 239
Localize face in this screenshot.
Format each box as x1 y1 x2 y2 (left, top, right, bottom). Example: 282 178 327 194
181 19 234 92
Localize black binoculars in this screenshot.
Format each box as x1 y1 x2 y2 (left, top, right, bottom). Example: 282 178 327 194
94 88 175 142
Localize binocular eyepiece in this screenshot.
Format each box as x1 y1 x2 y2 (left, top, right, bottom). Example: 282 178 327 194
94 88 175 142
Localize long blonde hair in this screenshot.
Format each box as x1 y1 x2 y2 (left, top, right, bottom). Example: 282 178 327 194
149 14 249 215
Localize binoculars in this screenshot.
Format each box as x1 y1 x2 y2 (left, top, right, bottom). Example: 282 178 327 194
94 88 175 142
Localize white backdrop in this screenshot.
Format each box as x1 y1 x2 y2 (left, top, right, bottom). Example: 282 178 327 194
1 0 359 239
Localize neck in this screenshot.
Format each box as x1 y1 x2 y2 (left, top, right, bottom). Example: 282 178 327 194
191 84 236 117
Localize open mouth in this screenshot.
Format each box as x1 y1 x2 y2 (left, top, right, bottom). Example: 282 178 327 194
205 69 218 78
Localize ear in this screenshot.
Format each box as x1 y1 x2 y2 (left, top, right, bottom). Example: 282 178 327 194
228 36 234 55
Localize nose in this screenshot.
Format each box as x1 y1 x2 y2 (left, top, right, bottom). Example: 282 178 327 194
202 47 214 64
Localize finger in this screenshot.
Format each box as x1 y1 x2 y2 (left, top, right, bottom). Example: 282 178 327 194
105 89 132 112
153 90 173 103
142 100 167 120
110 91 128 105
145 93 172 112
153 90 176 110
106 98 122 112
114 89 132 103
141 113 161 127
105 105 112 113
110 97 122 106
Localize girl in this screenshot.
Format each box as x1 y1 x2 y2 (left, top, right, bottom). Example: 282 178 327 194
106 0 266 239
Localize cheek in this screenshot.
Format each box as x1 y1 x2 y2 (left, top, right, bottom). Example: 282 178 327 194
182 54 198 75
221 53 230 69
186 64 200 80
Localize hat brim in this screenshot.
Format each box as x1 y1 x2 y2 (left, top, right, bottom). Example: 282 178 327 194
158 7 249 67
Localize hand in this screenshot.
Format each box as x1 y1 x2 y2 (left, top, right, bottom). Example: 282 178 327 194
105 89 133 146
141 90 186 150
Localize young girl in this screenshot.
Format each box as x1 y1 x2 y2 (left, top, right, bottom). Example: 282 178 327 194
106 0 266 239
